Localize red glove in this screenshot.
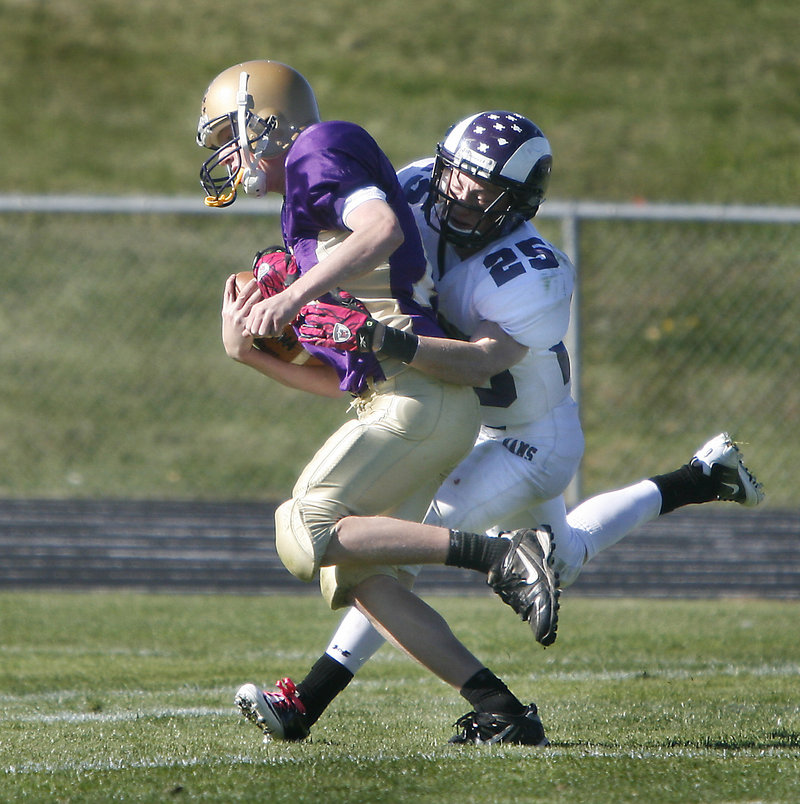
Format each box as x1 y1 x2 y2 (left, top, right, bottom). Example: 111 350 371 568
251 246 299 299
298 291 377 352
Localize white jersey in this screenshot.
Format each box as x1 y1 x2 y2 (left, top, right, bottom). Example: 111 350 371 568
398 159 575 428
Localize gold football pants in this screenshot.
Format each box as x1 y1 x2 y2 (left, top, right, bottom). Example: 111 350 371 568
274 369 480 608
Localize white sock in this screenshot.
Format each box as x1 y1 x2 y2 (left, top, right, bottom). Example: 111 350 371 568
325 607 387 674
567 479 662 566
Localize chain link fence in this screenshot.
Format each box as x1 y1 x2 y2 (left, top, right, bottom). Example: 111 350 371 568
539 203 798 510
2 196 798 509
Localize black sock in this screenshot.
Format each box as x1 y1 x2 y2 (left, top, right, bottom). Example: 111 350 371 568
295 654 354 727
445 530 508 573
650 463 717 515
460 667 525 716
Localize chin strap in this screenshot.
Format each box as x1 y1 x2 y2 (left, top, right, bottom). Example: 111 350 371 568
236 71 268 197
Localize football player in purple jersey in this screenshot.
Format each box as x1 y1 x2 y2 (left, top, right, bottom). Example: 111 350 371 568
223 104 763 745
201 61 559 745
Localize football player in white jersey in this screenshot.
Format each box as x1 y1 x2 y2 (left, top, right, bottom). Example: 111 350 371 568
233 111 763 746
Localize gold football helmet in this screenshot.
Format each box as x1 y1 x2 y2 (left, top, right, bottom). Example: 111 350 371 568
196 60 320 207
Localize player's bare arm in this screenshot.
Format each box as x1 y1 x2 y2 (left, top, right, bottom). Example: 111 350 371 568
402 320 528 387
299 300 527 388
221 274 343 398
240 348 344 398
244 199 403 338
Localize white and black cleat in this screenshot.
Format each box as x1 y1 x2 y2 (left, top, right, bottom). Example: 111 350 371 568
691 432 764 507
487 527 560 646
234 678 309 742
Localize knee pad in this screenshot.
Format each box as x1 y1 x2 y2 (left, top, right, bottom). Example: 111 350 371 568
320 564 409 610
274 497 321 582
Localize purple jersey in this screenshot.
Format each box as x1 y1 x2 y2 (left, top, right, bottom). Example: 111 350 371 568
282 121 442 394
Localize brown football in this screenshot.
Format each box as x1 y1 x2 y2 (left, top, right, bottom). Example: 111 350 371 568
233 271 322 366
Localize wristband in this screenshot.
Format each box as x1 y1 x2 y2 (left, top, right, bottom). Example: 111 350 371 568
379 326 419 364
356 317 378 352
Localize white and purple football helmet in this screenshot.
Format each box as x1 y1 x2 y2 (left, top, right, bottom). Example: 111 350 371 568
425 111 552 249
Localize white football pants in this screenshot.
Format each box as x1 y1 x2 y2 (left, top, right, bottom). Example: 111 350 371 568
324 399 662 672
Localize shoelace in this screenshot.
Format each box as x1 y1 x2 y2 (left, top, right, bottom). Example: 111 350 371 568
273 677 307 714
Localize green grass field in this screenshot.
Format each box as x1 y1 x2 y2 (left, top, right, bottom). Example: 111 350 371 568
2 592 798 803
1 5 797 800
2 1 797 204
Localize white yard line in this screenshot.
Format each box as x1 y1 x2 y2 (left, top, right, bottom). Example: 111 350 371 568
6 706 233 724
